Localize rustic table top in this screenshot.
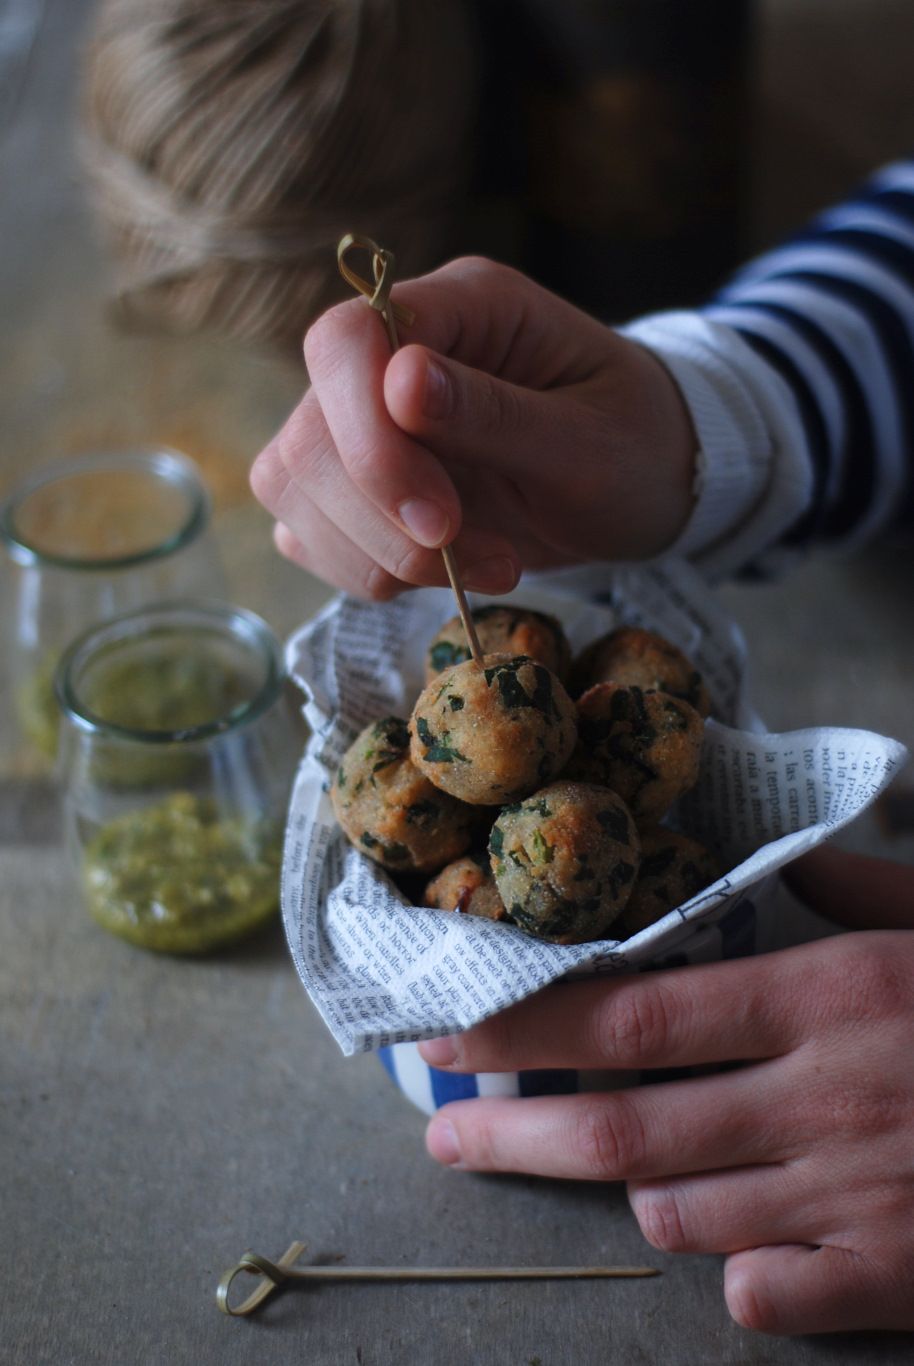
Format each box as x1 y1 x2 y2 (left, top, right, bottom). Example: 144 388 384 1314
3 3 914 1363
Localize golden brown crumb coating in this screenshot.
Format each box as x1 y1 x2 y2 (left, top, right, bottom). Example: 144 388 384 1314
565 683 704 822
410 654 577 805
331 717 479 873
488 781 640 944
425 606 571 683
424 851 507 921
570 626 711 717
613 829 722 937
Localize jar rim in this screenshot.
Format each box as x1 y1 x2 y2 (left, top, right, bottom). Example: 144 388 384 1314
55 600 285 744
0 448 210 570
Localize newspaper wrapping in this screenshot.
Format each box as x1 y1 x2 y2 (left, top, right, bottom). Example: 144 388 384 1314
282 562 908 1094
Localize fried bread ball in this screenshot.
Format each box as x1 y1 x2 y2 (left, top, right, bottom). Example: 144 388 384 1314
488 781 640 943
570 626 711 717
566 683 704 822
331 717 478 873
425 606 571 683
613 829 722 938
424 851 507 921
410 654 577 805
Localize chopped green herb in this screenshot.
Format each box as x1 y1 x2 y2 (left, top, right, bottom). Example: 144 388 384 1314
530 829 554 864
360 831 409 863
488 826 504 859
406 800 439 826
609 861 636 896
572 855 592 882
529 665 556 717
415 716 470 764
372 717 410 749
371 749 405 774
448 695 464 711
596 806 632 843
429 640 468 673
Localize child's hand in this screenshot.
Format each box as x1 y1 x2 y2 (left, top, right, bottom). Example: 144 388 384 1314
251 257 696 599
418 853 914 1336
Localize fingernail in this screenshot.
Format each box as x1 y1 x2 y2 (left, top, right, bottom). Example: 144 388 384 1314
466 556 518 594
422 358 451 419
418 1035 459 1067
398 498 450 547
427 1117 462 1166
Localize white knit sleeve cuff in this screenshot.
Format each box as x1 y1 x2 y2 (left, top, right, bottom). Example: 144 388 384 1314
618 312 814 578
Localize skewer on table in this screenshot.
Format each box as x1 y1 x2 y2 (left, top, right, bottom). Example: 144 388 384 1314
217 1240 660 1316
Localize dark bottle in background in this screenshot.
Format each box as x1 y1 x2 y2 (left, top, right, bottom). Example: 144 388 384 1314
465 0 753 321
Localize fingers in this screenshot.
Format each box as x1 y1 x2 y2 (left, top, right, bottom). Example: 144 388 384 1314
383 344 592 477
304 297 463 551
418 950 805 1076
273 520 414 602
784 846 914 931
627 1164 810 1256
425 1062 791 1182
724 1244 908 1335
377 255 611 385
300 256 611 565
251 389 520 599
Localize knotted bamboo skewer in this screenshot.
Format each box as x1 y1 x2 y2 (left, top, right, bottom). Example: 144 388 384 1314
337 232 484 667
217 1240 660 1316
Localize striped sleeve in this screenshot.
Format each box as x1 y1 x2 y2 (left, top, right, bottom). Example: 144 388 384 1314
620 159 914 578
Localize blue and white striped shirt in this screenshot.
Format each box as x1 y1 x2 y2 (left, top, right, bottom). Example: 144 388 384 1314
622 159 914 579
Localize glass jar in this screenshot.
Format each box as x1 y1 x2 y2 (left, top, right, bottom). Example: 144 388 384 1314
0 448 225 770
56 601 300 954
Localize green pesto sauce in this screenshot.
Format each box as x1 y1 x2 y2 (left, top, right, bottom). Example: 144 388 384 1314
18 648 254 766
84 652 253 732
82 792 281 953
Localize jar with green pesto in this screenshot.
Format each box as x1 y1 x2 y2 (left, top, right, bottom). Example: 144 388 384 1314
56 602 300 953
0 448 224 772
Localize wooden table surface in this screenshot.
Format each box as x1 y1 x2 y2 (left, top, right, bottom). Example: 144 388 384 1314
3 3 914 1363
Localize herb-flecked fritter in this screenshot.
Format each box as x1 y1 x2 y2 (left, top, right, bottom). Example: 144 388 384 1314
424 851 507 921
570 626 711 717
410 654 577 805
425 606 571 683
488 782 640 944
565 683 704 822
613 829 722 938
331 717 478 873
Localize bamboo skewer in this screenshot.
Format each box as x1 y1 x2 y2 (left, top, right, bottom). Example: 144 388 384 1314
217 1241 660 1316
337 233 485 667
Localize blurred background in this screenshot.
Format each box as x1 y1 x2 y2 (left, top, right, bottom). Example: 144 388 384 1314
2 0 914 856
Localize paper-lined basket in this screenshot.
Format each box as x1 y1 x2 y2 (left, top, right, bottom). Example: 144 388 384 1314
282 561 907 1110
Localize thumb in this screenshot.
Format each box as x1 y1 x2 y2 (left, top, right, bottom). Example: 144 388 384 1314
384 344 586 475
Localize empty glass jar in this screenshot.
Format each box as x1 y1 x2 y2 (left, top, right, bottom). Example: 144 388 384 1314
0 448 224 769
56 601 300 953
